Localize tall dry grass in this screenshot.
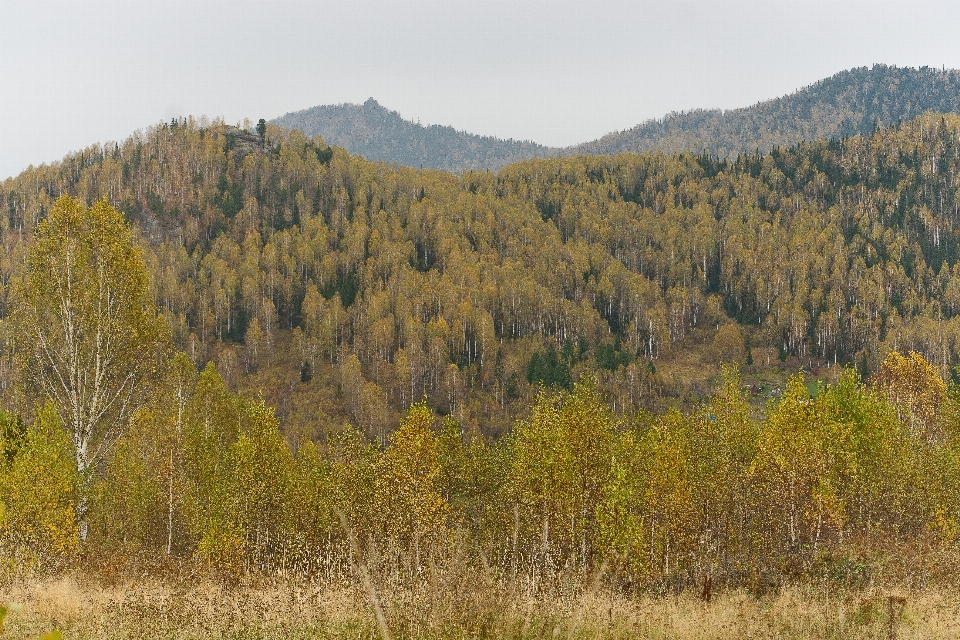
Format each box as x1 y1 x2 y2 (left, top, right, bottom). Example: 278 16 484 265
3 533 958 639
2 569 959 639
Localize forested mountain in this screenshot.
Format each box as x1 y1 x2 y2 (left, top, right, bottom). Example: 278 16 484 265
571 64 960 159
271 98 556 173
272 67 960 172
3 112 960 444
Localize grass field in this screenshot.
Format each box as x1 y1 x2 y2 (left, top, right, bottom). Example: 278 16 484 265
2 575 958 640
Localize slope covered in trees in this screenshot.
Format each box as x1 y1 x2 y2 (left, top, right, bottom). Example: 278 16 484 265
4 112 960 440
272 98 556 173
571 65 960 159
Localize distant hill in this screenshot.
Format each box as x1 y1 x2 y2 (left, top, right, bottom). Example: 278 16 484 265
271 98 556 173
273 66 960 170
569 65 960 159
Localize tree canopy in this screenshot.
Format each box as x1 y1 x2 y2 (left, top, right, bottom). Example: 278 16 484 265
4 113 960 437
1 114 960 594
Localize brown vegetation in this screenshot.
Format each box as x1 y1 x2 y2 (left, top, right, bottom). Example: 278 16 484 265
2 563 959 640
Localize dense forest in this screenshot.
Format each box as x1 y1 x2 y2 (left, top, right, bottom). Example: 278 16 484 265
2 112 960 602
272 98 555 173
5 112 960 439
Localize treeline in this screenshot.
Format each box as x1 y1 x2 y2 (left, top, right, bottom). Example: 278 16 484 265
2 351 959 589
4 113 960 439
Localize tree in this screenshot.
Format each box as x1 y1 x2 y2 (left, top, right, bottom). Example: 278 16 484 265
508 381 616 563
257 118 267 146
16 196 169 539
0 403 78 566
872 351 947 441
710 324 745 364
526 344 572 389
374 402 448 559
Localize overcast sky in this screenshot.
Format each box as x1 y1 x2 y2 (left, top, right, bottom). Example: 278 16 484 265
2 0 960 179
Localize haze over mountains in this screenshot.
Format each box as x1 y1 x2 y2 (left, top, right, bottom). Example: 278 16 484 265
272 98 555 173
273 65 960 172
571 64 960 159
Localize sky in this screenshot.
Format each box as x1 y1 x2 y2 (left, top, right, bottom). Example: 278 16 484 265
2 0 960 179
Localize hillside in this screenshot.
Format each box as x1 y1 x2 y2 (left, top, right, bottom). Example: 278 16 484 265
571 64 960 158
3 112 960 441
271 98 556 173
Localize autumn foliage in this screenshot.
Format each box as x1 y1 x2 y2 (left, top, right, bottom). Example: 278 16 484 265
2 114 960 597
3 347 960 593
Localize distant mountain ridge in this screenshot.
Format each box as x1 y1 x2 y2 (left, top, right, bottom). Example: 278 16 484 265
273 65 960 172
570 65 960 159
271 98 556 173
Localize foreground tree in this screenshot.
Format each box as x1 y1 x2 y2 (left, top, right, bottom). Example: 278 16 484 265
15 196 169 538
872 351 948 441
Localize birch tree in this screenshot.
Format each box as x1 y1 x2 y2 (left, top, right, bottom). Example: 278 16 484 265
17 195 168 539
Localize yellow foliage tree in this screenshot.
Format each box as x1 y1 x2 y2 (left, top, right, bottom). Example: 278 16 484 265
0 404 78 570
508 380 616 563
750 374 845 557
15 196 169 540
872 351 947 440
374 401 449 561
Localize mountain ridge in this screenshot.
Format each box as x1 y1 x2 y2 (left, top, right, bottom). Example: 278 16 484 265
271 98 556 173
273 65 960 171
569 64 960 158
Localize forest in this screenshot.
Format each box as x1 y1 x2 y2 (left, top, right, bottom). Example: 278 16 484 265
5 111 960 438
2 111 960 637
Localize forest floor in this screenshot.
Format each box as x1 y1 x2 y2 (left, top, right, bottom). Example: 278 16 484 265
2 575 959 639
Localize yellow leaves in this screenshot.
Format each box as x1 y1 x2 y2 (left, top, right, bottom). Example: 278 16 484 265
195 522 246 573
644 410 697 554
2 336 958 587
809 476 847 532
750 373 839 547
0 404 78 566
508 380 617 556
747 366 928 551
190 395 296 573
595 429 649 580
374 401 449 543
873 350 947 438
16 195 170 537
931 506 958 543
709 323 746 364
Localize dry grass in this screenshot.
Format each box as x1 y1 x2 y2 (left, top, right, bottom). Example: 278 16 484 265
2 574 959 640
